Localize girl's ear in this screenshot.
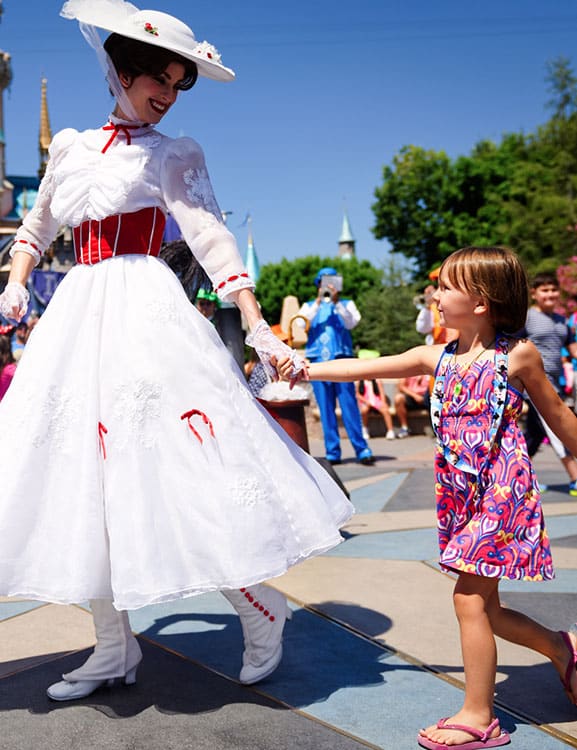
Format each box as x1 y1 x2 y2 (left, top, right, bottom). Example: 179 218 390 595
474 298 488 316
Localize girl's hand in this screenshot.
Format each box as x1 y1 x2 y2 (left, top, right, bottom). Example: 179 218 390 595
274 355 309 388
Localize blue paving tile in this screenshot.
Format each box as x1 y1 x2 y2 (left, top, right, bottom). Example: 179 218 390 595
0 600 45 621
324 527 439 560
543 514 577 540
500 568 577 594
349 473 408 514
128 595 570 750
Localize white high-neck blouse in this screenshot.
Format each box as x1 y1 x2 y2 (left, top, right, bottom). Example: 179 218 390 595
13 115 253 300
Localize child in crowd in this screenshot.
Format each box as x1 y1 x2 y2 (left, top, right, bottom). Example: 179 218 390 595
0 328 16 402
356 350 396 440
279 246 577 750
356 377 395 440
521 273 577 494
394 374 430 438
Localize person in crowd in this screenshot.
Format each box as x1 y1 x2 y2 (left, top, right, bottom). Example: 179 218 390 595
356 378 396 440
25 311 40 338
194 287 220 321
565 300 577 412
355 351 395 440
0 328 16 401
415 267 458 345
298 267 374 465
11 321 28 360
0 0 353 703
279 246 577 750
393 374 431 438
521 273 577 495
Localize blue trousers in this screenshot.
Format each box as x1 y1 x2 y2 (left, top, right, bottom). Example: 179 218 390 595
311 377 371 461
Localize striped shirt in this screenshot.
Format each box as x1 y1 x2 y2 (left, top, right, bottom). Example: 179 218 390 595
522 307 574 390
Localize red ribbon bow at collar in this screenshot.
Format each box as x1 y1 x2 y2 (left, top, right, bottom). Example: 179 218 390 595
101 123 143 154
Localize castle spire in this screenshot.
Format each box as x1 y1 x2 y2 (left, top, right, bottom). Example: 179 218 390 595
39 78 52 179
244 214 260 283
338 211 356 258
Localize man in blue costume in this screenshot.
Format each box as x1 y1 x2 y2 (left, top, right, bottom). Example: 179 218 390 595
298 267 374 465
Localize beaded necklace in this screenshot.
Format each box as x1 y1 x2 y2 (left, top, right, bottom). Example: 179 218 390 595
430 335 508 478
451 339 495 397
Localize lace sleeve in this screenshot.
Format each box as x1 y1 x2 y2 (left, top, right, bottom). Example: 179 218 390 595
11 129 75 264
160 137 254 301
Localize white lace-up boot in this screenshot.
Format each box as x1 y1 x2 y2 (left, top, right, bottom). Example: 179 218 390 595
47 599 142 701
223 584 291 684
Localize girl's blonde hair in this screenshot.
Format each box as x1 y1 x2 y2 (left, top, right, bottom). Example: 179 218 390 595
439 246 529 333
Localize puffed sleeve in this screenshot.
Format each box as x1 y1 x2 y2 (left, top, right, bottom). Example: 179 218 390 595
159 137 254 301
11 129 77 264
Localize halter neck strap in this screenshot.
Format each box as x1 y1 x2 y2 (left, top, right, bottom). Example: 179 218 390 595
430 335 509 476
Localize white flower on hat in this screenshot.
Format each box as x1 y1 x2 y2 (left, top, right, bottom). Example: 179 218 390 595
193 41 222 65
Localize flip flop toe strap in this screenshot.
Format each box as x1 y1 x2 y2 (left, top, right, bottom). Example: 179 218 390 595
560 631 577 691
437 717 501 741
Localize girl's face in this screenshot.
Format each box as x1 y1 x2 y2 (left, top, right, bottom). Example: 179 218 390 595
434 274 482 329
117 61 186 123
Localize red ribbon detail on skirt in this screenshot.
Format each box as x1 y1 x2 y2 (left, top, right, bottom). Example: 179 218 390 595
98 421 108 459
180 409 215 445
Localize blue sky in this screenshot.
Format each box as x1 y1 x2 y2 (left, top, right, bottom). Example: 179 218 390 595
2 1 577 272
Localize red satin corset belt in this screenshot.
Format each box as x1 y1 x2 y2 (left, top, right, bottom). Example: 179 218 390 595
73 207 166 265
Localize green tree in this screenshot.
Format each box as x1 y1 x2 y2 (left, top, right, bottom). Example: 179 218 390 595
354 259 424 354
255 255 382 325
545 56 577 120
371 61 577 277
371 146 459 276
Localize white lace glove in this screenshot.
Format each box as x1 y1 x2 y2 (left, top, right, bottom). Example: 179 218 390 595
0 282 29 322
246 319 306 381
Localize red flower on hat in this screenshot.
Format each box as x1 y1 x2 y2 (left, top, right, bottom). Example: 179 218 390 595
144 22 159 36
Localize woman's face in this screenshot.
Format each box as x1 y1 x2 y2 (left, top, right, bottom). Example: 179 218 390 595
117 61 186 123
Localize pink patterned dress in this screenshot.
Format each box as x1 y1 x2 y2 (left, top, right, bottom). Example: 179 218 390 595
433 337 554 580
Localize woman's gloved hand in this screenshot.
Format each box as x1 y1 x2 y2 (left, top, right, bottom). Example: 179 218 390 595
245 319 306 381
0 282 29 322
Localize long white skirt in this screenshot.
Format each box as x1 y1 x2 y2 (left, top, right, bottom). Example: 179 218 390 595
0 256 353 609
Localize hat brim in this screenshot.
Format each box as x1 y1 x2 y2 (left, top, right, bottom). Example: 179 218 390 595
63 4 234 82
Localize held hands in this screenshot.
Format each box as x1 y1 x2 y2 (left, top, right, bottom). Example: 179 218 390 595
273 354 309 387
246 319 307 384
0 282 29 322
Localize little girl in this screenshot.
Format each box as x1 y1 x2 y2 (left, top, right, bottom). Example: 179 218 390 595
280 246 577 749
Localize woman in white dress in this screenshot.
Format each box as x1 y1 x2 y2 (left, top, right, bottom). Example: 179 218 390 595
0 0 353 701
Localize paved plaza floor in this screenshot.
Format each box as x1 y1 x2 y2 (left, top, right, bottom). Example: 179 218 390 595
0 434 577 749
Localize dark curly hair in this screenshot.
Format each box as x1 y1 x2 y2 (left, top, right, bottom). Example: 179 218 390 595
104 33 198 90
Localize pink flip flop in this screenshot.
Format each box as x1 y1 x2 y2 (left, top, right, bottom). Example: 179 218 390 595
417 717 510 750
559 630 577 705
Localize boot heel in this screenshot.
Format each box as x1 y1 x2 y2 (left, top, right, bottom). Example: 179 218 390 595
124 664 138 685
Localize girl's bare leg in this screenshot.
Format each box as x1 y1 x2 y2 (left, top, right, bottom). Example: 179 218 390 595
487 587 577 703
420 573 503 746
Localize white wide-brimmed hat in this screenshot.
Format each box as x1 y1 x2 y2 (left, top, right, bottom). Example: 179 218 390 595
60 0 234 82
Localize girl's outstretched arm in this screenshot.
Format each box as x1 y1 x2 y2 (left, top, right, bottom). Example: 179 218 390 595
308 345 440 382
512 338 577 458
